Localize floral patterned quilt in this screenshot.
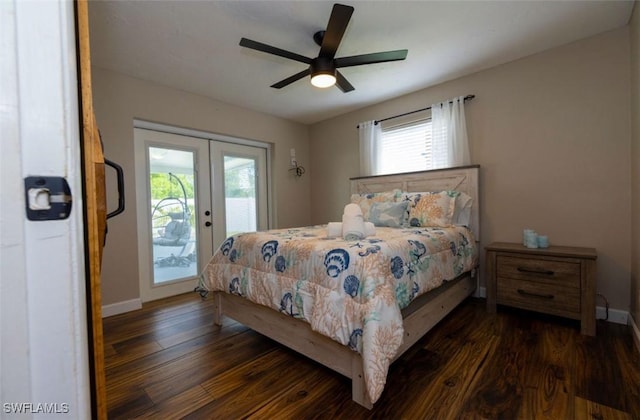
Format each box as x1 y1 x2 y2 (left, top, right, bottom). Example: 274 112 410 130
197 225 477 403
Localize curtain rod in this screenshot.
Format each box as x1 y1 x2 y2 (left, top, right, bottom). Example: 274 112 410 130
357 94 475 128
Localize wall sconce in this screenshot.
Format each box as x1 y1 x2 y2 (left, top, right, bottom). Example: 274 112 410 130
288 148 305 177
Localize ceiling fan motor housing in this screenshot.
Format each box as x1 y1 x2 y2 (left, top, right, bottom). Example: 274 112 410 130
311 56 336 78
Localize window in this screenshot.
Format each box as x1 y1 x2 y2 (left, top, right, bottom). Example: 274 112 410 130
379 119 434 175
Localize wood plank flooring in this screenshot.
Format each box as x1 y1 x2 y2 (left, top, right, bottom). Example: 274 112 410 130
103 293 639 419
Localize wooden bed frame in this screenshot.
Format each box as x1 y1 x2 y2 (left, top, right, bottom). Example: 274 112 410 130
211 165 480 409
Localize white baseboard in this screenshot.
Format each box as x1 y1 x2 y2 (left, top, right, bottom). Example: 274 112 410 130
102 298 142 318
630 314 640 354
596 306 628 325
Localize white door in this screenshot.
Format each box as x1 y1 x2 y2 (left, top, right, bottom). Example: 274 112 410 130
135 128 269 302
1 0 91 415
135 129 212 301
210 141 269 250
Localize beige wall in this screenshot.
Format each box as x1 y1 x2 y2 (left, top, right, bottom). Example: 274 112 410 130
630 1 640 330
309 28 632 312
92 68 311 305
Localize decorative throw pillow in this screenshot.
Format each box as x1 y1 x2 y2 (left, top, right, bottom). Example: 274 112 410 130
350 189 402 221
369 201 409 228
403 191 456 227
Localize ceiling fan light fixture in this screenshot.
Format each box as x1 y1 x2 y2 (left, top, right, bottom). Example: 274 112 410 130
310 57 336 88
311 72 336 88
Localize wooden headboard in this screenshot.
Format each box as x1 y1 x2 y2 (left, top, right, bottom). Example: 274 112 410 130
350 165 480 240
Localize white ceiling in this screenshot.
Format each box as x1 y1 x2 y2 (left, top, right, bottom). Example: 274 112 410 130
88 1 634 125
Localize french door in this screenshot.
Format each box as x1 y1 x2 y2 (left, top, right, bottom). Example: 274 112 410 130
134 128 269 302
210 141 268 250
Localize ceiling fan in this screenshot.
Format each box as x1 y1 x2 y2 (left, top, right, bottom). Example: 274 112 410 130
239 3 408 92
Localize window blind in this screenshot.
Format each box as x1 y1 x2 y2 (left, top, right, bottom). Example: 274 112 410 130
379 119 432 175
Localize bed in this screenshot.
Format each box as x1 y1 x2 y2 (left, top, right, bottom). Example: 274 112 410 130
197 165 480 409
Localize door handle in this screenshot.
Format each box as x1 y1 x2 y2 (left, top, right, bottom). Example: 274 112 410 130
517 267 554 276
517 289 554 299
105 158 125 219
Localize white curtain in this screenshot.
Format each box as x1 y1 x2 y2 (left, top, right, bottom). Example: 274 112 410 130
431 95 470 168
358 120 382 176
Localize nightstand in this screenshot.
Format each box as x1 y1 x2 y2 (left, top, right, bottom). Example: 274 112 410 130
485 242 597 336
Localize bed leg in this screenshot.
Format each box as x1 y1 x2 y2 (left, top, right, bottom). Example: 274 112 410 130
351 354 373 410
212 292 223 326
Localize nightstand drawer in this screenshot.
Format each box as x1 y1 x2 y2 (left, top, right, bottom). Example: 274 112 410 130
497 277 581 319
497 255 580 287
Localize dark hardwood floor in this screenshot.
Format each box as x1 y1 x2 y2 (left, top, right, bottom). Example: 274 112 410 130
103 293 640 419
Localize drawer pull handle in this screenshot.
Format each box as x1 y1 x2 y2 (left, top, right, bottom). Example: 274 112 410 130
517 267 555 276
517 289 554 299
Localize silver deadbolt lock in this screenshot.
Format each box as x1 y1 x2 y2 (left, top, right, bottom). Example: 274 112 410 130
24 176 72 221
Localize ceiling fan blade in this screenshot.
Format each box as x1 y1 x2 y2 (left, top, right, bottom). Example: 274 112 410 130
335 49 408 68
270 68 311 89
240 38 312 65
335 70 354 93
319 4 354 59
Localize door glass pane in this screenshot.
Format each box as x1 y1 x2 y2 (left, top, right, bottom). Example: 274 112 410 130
224 155 257 236
148 147 197 284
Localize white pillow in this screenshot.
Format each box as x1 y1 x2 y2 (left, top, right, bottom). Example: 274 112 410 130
452 191 473 226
